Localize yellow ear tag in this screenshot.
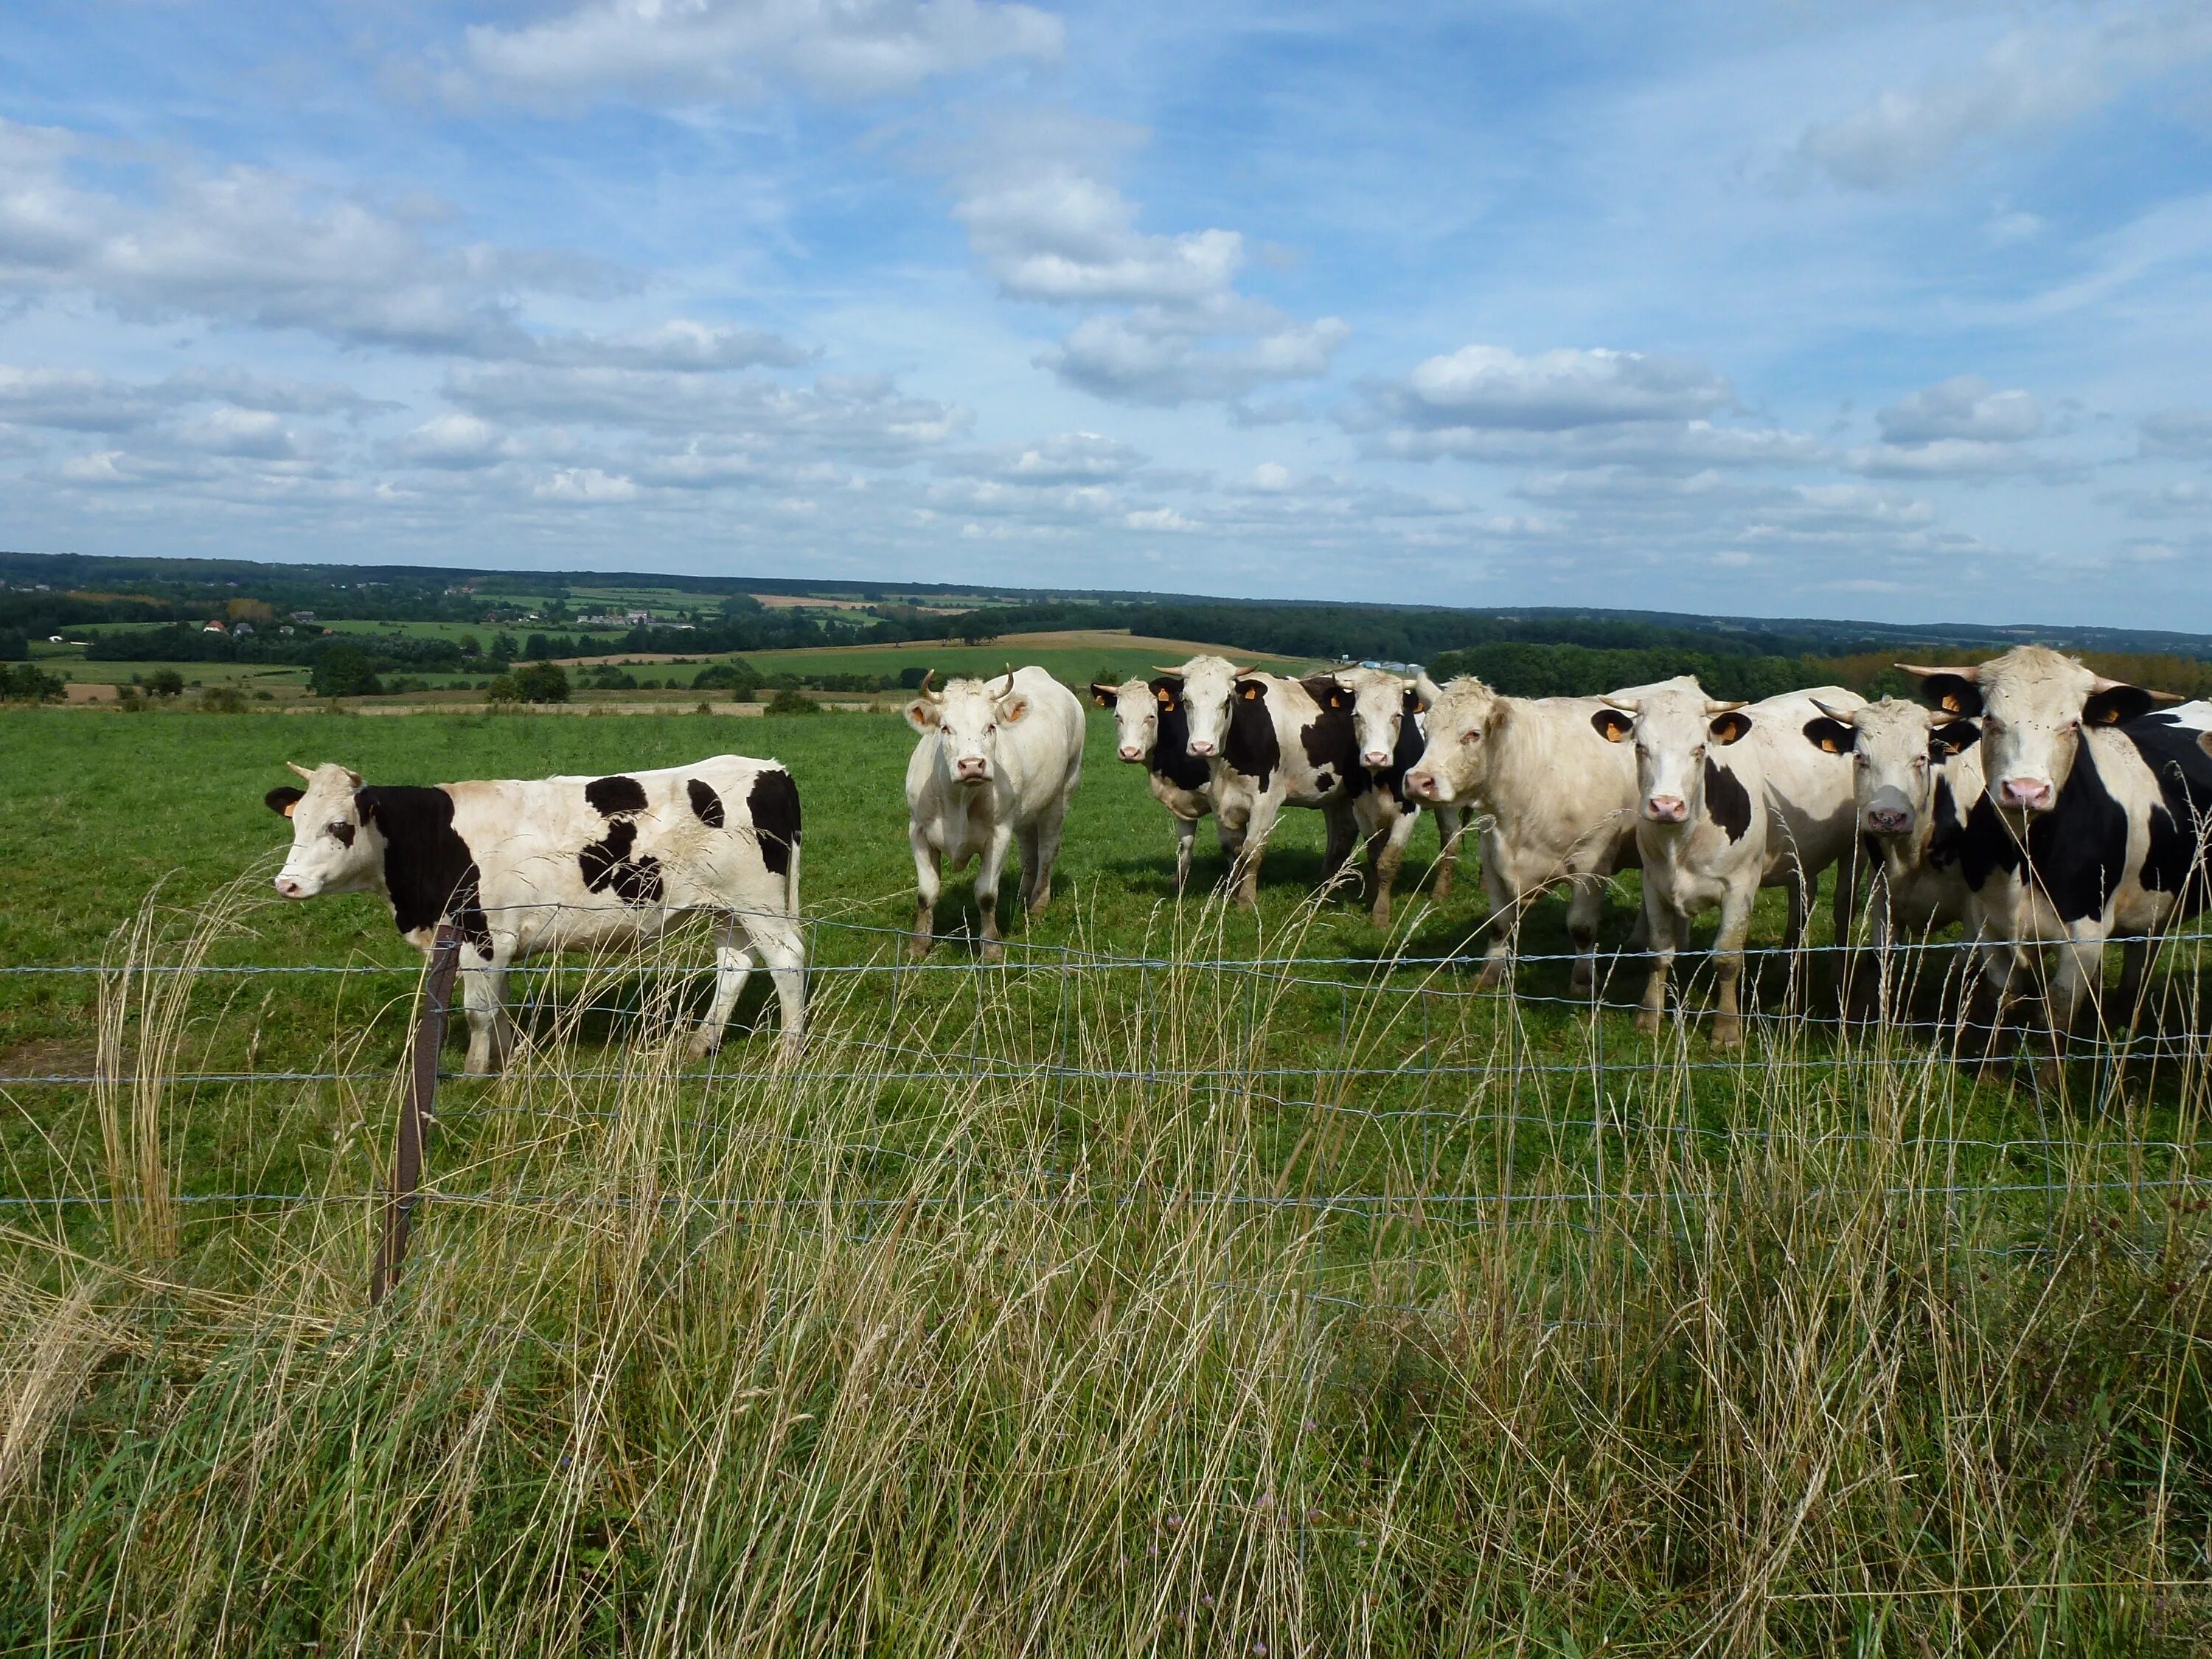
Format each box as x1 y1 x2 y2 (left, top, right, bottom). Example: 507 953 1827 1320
282 801 296 818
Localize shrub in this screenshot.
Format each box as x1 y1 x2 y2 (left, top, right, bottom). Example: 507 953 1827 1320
311 644 383 699
513 661 571 703
145 669 185 699
0 662 65 703
765 687 822 716
693 660 763 698
198 685 248 714
485 674 521 704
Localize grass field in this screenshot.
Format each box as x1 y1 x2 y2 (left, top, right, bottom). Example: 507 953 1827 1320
733 630 1326 687
4 707 2212 1652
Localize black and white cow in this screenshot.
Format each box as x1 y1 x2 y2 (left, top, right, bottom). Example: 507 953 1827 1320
1323 667 1467 928
1898 647 2212 1040
266 757 806 1073
1158 654 1366 910
1091 675 1228 893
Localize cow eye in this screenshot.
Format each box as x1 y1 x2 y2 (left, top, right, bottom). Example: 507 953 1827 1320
1461 729 1481 745
1692 744 1706 760
1855 752 1869 768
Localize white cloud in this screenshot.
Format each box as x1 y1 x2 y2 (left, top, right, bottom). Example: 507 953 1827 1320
384 414 524 470
1846 437 2041 479
1390 344 1732 431
535 467 639 502
1876 375 2041 444
170 406 299 459
463 0 1062 106
529 320 815 372
1124 505 1194 531
939 431 1148 484
2141 408 2212 459
0 367 168 432
956 164 1245 307
1041 306 1349 407
1795 8 2212 192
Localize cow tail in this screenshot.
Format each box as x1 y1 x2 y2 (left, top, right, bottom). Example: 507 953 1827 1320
785 836 802 920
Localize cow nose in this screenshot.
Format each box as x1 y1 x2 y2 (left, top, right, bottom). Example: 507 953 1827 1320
1406 771 1436 799
1998 777 2052 811
274 877 302 899
1363 749 1390 768
1865 807 1910 835
1646 795 1687 823
957 758 987 779
1118 744 1142 762
1189 740 1215 757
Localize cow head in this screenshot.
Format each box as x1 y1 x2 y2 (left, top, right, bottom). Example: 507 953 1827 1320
1592 684 1750 825
1899 647 2175 819
905 667 1030 786
1092 675 1163 764
265 761 378 898
1801 696 1979 840
1330 668 1417 771
1403 674 1499 804
1158 655 1255 761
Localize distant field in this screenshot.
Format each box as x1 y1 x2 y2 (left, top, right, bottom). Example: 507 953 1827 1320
734 629 1326 686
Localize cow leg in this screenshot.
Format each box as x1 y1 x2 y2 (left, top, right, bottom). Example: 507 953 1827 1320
689 921 759 1059
910 830 942 960
1173 814 1197 895
975 821 1015 961
1026 803 1068 917
1373 803 1423 928
2113 936 2152 1036
1017 820 1043 913
459 959 512 1077
1565 871 1605 996
2045 927 2107 1072
748 917 810 1062
1232 793 1284 908
1472 838 1520 990
1711 883 1757 1050
1430 805 1465 904
1637 894 1677 1037
1321 801 1360 884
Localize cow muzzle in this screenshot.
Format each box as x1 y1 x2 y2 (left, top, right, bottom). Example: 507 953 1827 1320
1405 771 1439 800
1188 739 1216 758
1363 748 1391 768
1117 744 1143 762
274 875 305 900
1863 788 1913 837
1997 776 2053 813
1645 795 1688 824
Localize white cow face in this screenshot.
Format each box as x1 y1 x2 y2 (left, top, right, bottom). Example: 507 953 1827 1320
265 762 378 898
906 672 1030 785
1339 669 1413 771
1593 686 1750 824
1091 678 1158 763
1160 655 1248 761
1403 675 1497 804
1900 647 2169 819
1802 698 1979 839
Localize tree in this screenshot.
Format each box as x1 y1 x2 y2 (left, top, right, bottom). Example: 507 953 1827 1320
312 644 383 698
692 659 763 698
898 665 931 690
145 669 185 699
765 687 822 715
0 663 64 703
512 661 570 703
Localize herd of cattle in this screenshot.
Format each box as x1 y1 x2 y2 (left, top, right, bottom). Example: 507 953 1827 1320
262 643 2212 1071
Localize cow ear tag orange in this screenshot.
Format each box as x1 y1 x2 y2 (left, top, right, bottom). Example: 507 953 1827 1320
282 801 296 818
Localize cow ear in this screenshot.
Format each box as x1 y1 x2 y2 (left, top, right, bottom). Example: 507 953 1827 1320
1590 708 1634 744
1899 669 1983 718
1708 711 1753 745
2082 683 2160 727
998 695 1029 725
1930 720 1980 758
1089 683 1119 709
265 786 304 818
1239 681 1265 703
1802 717 1857 755
1152 681 1179 712
904 699 940 734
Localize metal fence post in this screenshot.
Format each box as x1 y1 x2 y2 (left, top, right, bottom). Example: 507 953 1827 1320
372 922 463 1305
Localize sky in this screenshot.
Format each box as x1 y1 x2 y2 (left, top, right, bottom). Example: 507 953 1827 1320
2 1 2211 627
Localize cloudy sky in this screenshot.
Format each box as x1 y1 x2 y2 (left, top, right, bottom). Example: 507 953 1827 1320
3 1 2210 626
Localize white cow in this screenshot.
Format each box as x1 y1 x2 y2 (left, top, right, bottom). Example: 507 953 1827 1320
265 756 806 1072
905 666 1085 960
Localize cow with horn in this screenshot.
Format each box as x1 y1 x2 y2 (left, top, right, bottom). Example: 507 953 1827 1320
903 664 1086 960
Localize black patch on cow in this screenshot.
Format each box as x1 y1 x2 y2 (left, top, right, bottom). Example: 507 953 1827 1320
1374 687 1428 805
330 821 355 847
265 785 304 817
1912 673 1984 720
578 818 665 905
1147 678 1211 791
1296 682 1362 801
586 774 650 818
746 768 801 877
1958 740 2129 922
1703 758 1753 844
2084 684 2163 728
2125 712 2212 911
1225 679 1281 791
355 785 493 953
687 779 725 828
1803 716 1856 755
1927 775 1966 872
1860 832 1882 867
1930 720 1980 759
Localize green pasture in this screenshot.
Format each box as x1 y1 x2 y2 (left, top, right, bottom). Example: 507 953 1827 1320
736 630 1324 687
4 706 2212 1651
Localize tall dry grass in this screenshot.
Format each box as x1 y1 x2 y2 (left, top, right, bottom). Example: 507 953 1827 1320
3 886 2211 1653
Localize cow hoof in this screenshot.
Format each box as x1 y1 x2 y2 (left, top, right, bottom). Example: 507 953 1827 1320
1634 1009 1662 1036
1710 1021 1742 1050
773 1035 807 1068
909 936 934 961
1568 972 1594 998
1369 905 1392 929
685 1028 720 1061
1472 961 1507 992
980 940 1005 964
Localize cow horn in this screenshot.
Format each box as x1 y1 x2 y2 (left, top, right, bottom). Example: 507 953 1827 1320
1152 664 1186 678
1704 698 1748 714
286 761 315 782
917 669 942 703
1233 665 1265 678
1809 697 1858 724
2090 673 2183 703
1414 672 1444 707
994 664 1017 698
1598 695 1642 713
1894 663 1979 681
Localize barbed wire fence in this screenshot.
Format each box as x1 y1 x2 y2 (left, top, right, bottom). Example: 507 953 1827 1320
5 898 2212 1304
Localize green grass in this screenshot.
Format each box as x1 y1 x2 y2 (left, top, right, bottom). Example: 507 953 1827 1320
3 707 2212 1652
734 631 1323 688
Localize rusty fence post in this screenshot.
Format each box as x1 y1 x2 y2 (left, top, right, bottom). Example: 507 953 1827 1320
372 922 463 1305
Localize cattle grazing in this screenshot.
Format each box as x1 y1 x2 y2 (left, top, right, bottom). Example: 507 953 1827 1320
1091 675 1228 893
1324 667 1466 928
1404 675 1694 992
1800 696 1988 1001
1897 647 2212 1044
1158 654 1363 910
905 666 1085 960
265 756 806 1073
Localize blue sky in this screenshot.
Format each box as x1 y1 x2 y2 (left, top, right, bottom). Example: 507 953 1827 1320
3 1 2210 626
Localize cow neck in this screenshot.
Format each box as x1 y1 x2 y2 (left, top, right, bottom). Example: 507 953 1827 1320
1961 734 2129 923
1149 698 1211 792
357 785 490 948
